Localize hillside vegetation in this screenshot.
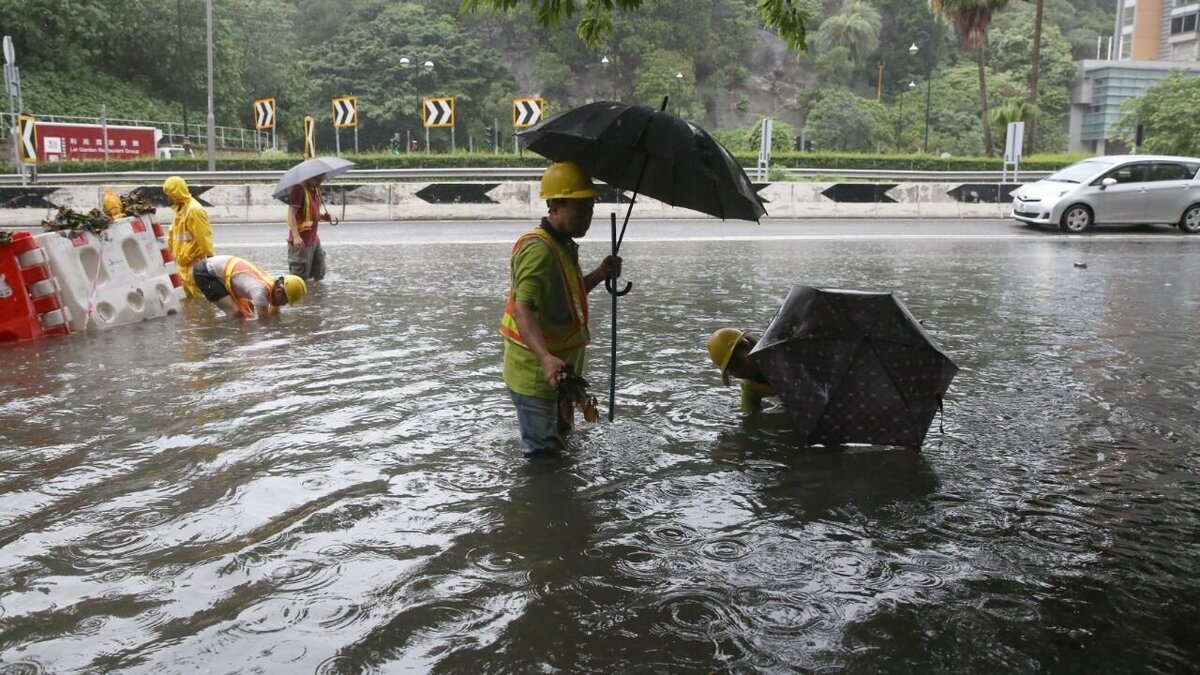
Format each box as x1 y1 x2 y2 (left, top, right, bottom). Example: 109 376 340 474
1 0 1117 159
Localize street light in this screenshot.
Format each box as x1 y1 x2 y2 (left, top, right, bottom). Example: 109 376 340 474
400 56 435 152
601 55 613 100
674 71 683 109
909 32 934 153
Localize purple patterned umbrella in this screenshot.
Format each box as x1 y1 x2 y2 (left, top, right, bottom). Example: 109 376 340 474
748 285 958 448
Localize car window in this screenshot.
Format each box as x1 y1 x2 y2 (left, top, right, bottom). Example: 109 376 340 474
1149 163 1191 181
1048 159 1118 183
1099 163 1149 184
1184 163 1200 179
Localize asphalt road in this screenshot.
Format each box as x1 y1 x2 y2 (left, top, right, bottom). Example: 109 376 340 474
215 217 1200 247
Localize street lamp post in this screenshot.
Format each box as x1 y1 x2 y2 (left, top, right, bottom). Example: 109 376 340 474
674 71 683 111
601 55 613 100
401 56 435 152
909 32 934 154
896 80 915 150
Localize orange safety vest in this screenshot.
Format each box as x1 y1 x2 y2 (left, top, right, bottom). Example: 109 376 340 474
294 186 321 232
499 228 589 353
221 256 275 318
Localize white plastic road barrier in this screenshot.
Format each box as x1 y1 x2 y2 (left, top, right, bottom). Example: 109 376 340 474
33 216 182 333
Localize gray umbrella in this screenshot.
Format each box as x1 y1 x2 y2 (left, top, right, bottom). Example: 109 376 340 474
272 156 356 201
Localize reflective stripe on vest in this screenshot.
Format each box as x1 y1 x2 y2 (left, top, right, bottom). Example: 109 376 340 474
221 256 274 317
499 229 589 352
295 187 318 232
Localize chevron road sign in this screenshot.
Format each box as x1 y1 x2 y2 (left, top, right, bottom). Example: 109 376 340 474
17 114 36 164
512 98 543 128
253 97 275 130
332 96 357 128
303 115 315 160
423 97 454 128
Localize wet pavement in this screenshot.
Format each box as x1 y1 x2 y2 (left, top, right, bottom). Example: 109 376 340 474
2 219 1199 673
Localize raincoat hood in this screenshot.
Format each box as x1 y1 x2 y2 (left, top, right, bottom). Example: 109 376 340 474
163 176 192 207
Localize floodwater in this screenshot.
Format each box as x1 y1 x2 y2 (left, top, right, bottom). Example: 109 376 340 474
2 221 1200 673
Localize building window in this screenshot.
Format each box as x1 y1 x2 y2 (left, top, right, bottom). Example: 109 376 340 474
1172 13 1199 33
1124 5 1137 25
1170 40 1198 60
1120 34 1133 58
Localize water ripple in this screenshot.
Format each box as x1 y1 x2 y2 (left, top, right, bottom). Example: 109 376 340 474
232 597 309 635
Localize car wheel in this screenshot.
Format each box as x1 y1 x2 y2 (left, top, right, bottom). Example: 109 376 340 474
1060 205 1094 234
1180 204 1200 234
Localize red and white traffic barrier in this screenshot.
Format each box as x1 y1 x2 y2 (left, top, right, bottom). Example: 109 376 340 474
0 231 72 343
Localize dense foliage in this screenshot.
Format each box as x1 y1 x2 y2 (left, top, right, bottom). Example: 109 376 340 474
0 0 1127 162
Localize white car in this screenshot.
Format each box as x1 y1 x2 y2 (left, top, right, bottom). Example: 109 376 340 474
1011 155 1200 234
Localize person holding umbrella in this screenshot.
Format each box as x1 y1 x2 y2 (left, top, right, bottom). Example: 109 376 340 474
285 174 332 280
273 157 355 281
499 161 621 458
707 328 778 413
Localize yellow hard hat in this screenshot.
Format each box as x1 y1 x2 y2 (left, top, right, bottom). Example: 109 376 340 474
706 328 746 385
540 161 598 200
281 275 307 304
103 188 124 218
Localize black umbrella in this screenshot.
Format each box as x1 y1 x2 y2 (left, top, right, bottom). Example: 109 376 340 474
748 285 958 448
516 99 766 420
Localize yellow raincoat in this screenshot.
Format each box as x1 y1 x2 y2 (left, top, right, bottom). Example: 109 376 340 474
164 176 215 298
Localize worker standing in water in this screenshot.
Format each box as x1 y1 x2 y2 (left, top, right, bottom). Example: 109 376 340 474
190 255 307 320
163 176 215 298
500 161 620 458
285 175 333 281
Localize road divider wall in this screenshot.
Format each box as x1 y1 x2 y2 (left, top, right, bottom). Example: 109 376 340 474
0 181 1021 227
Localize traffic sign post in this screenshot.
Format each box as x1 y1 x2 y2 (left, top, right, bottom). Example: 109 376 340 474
303 115 315 160
422 97 454 153
253 97 276 149
1003 121 1024 183
332 96 358 155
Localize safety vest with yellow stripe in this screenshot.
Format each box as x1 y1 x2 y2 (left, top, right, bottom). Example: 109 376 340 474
499 228 590 353
221 256 275 318
293 186 322 232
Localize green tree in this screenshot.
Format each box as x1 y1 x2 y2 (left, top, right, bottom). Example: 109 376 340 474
804 88 887 151
633 50 701 119
304 2 517 151
813 0 883 66
462 0 813 52
987 7 1075 152
1114 71 1200 156
928 0 1012 155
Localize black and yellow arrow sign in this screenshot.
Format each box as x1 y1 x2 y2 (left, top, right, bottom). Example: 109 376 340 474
332 96 357 128
253 97 275 130
513 98 543 128
17 114 37 164
423 97 454 128
303 115 315 160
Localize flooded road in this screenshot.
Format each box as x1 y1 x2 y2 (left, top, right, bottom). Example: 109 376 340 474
2 220 1200 673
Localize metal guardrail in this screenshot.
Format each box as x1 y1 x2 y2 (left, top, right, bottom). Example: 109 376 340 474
0 167 1050 185
0 112 271 149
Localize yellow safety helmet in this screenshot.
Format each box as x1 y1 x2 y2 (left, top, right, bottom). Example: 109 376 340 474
280 275 307 304
102 188 124 219
540 161 598 200
706 328 746 385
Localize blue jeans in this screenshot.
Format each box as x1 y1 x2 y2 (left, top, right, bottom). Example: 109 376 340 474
509 390 569 457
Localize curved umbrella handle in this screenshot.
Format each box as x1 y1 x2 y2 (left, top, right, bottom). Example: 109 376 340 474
606 276 632 296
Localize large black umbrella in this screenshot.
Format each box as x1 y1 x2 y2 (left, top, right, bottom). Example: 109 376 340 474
516 99 766 419
748 285 958 448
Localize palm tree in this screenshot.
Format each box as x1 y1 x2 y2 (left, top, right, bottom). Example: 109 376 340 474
814 0 883 66
928 0 1012 155
990 99 1039 153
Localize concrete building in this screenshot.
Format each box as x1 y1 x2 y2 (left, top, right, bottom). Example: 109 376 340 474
1068 0 1200 153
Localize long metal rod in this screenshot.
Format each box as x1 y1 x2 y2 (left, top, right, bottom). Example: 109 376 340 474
205 0 215 171
608 212 618 422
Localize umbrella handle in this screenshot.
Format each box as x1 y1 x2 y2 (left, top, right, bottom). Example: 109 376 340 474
605 276 632 296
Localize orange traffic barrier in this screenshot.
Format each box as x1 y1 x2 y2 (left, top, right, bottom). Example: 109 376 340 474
0 231 71 343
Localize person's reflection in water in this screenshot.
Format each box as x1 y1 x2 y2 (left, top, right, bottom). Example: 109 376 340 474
438 460 607 671
713 426 940 519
